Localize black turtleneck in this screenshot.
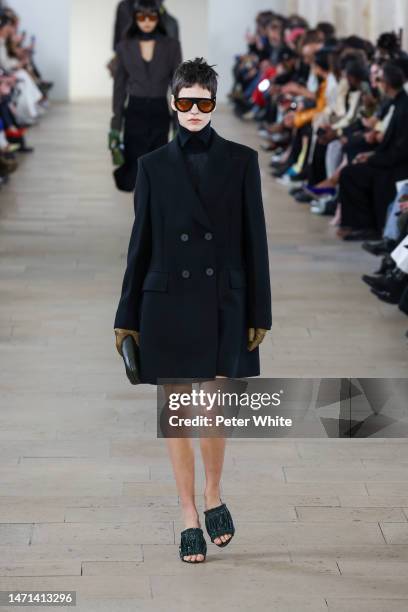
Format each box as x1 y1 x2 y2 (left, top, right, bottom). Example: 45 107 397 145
136 29 159 40
177 121 213 193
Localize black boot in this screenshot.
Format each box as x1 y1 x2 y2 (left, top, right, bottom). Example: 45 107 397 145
362 238 396 256
369 269 408 303
373 254 396 276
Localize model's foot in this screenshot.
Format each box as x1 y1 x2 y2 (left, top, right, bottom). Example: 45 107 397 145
204 488 232 545
181 505 205 562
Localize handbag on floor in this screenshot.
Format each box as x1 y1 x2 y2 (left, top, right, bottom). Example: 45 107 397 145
121 335 141 385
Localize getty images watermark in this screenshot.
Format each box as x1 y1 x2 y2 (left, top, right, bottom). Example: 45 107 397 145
156 377 408 438
166 386 292 429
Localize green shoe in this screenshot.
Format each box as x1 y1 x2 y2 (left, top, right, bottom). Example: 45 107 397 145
204 501 235 547
179 527 207 563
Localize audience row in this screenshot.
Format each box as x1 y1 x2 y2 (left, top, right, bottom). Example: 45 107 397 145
230 12 408 332
0 5 52 187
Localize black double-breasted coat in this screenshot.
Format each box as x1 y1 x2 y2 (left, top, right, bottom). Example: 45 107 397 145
114 127 272 385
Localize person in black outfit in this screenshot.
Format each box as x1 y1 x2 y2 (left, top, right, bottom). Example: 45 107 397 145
338 62 408 240
110 0 182 192
113 0 179 51
113 58 272 563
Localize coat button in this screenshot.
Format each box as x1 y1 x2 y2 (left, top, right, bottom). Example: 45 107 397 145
205 267 214 276
181 269 190 278
204 232 213 241
180 233 189 242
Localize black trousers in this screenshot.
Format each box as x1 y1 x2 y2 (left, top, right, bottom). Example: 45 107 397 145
339 161 408 232
114 96 170 192
307 141 327 185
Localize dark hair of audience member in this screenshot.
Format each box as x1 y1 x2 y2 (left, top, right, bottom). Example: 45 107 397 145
266 14 287 31
314 49 331 73
339 51 367 71
377 32 401 56
286 14 309 30
382 61 405 90
392 56 408 81
256 11 275 29
316 21 336 41
345 59 369 83
302 29 323 45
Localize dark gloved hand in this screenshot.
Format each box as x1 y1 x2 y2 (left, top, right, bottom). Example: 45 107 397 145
108 129 124 166
114 329 140 385
247 328 268 351
114 328 140 356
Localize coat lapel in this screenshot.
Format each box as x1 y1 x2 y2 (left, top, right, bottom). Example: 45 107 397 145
167 128 235 231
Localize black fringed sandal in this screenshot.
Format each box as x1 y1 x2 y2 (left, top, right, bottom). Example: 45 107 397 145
204 501 235 547
179 527 207 562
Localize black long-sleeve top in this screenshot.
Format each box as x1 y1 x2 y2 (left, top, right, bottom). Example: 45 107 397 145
368 89 408 168
113 0 180 51
111 33 182 131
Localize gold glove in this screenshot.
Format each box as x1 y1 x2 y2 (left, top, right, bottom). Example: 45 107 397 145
114 328 140 356
247 327 268 351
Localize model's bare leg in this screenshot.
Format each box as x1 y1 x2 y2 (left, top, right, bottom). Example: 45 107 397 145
162 382 204 562
199 375 232 545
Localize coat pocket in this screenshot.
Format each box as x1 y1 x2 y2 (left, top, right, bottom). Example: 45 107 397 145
229 268 247 289
141 271 169 292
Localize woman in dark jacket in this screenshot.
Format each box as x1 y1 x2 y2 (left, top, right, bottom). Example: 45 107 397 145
114 58 272 564
110 0 182 192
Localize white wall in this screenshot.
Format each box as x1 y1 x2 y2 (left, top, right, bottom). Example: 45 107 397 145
8 0 70 100
166 0 208 63
287 0 408 44
69 0 118 100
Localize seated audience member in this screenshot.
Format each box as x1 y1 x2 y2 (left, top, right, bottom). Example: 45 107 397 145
0 4 50 186
0 9 43 125
229 16 408 333
338 62 408 240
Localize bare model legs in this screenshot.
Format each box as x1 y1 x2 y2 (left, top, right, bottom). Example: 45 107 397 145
199 375 232 545
163 376 230 561
163 382 203 562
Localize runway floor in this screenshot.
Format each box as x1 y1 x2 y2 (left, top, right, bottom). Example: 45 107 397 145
0 102 408 611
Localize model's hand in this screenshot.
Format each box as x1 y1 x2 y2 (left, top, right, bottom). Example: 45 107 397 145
108 130 124 166
108 129 121 151
114 328 140 356
247 328 267 351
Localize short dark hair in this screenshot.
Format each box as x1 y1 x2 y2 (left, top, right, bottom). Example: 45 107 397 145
127 0 167 37
377 32 400 55
287 14 309 30
0 12 11 28
171 57 218 98
302 29 323 45
316 21 336 40
345 59 368 82
382 61 405 89
314 49 330 72
393 56 408 80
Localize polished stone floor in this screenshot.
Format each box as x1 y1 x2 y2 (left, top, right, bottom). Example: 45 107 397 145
0 102 407 611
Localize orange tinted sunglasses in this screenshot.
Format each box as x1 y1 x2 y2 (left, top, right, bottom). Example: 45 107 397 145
136 11 159 23
174 97 216 113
